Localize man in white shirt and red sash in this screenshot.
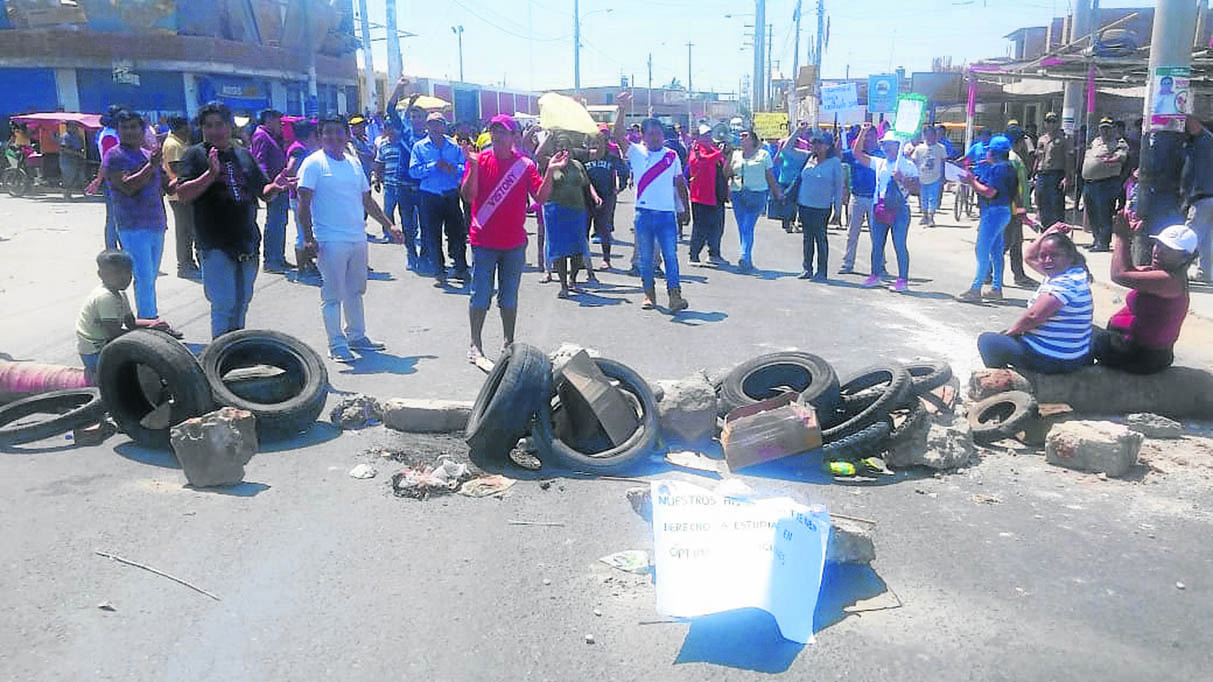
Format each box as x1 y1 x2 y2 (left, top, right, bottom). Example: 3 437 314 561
461 114 560 366
611 91 691 312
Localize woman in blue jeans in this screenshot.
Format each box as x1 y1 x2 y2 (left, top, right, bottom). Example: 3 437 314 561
727 129 783 272
851 125 920 292
958 135 1018 303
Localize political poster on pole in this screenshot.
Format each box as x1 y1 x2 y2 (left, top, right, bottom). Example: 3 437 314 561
1147 66 1191 132
867 73 899 114
820 82 858 113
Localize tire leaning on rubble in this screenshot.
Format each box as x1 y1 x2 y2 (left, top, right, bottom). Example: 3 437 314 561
811 363 912 442
904 360 953 395
465 342 553 468
968 390 1038 444
717 351 840 415
96 329 214 448
0 388 105 448
821 420 892 462
199 330 329 439
531 357 659 475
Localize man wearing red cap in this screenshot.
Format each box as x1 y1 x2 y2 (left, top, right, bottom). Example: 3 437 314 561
461 114 560 365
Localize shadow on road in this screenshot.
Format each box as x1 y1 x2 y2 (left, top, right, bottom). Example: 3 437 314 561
672 310 728 326
259 422 342 453
114 441 179 469
337 352 435 376
185 480 271 497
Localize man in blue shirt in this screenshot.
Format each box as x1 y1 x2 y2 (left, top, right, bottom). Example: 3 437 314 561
383 78 427 268
966 128 993 166
838 124 883 274
410 111 468 280
935 124 958 159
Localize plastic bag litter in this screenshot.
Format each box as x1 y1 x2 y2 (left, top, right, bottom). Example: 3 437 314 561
598 550 651 574
390 459 471 499
459 475 516 498
348 464 377 479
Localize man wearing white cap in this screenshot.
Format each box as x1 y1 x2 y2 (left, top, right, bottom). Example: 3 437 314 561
410 111 468 280
1094 222 1197 374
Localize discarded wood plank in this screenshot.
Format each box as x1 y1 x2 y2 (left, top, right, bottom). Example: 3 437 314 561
94 550 221 601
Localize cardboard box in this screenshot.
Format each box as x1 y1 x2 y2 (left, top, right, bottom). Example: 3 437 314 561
556 351 640 447
721 392 822 471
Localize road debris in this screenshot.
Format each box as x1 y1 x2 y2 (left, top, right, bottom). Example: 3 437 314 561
1125 413 1184 439
329 394 383 430
721 392 821 470
94 550 221 601
170 407 257 488
507 519 564 527
459 475 516 497
664 450 723 473
584 633 596 644
390 459 471 499
348 463 377 479
1046 420 1144 478
599 550 651 574
97 601 116 611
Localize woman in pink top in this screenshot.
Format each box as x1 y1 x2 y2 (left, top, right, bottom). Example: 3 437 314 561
1092 221 1197 374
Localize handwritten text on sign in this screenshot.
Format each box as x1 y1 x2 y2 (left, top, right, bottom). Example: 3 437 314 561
651 480 831 644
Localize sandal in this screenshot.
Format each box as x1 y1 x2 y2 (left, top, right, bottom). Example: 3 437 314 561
598 261 610 271
540 272 553 284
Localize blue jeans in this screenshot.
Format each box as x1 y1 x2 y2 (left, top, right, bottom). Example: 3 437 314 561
117 228 165 318
202 249 258 339
978 332 1090 374
1036 170 1066 227
384 183 421 267
732 189 768 266
103 185 119 249
1083 177 1119 247
635 208 680 291
972 204 1012 290
262 192 290 267
81 353 100 384
871 204 911 280
921 179 942 213
470 245 526 309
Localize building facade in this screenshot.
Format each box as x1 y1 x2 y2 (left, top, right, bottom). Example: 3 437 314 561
0 0 359 125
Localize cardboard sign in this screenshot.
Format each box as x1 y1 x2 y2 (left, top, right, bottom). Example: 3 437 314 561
753 112 789 140
651 480 831 644
892 94 928 140
867 74 899 114
821 82 858 113
721 392 821 471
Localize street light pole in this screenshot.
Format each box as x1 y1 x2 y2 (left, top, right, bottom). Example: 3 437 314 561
451 25 465 82
386 0 401 85
574 0 581 95
357 0 377 113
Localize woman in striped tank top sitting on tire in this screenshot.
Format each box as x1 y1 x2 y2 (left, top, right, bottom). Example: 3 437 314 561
977 222 1094 373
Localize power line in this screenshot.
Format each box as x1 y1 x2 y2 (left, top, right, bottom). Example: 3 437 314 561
448 0 570 42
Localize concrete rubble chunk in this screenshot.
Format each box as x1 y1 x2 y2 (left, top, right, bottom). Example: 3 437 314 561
1045 420 1143 478
1018 403 1074 446
1028 366 1213 419
383 398 473 433
886 419 976 470
968 369 1034 402
329 394 383 429
170 407 258 488
625 486 874 564
1125 413 1184 439
655 374 719 445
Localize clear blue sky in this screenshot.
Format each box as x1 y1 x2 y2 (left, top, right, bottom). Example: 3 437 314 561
363 0 1151 93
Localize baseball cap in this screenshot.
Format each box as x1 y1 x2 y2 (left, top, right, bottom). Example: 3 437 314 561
426 112 448 124
879 131 901 144
1099 116 1114 127
1044 111 1059 121
698 124 712 136
488 113 519 132
348 114 367 126
1006 119 1020 127
1151 224 1198 254
988 135 1012 152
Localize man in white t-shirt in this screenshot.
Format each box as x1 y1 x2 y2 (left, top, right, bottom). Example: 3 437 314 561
912 125 946 227
298 115 400 363
610 91 691 312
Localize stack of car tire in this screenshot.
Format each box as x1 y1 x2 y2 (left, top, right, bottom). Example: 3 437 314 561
0 329 328 450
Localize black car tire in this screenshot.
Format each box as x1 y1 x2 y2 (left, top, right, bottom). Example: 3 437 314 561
814 364 911 442
466 343 552 467
905 360 953 395
969 391 1038 444
0 388 105 447
532 357 659 475
200 330 329 439
887 398 929 444
821 420 891 462
718 351 840 414
96 330 213 448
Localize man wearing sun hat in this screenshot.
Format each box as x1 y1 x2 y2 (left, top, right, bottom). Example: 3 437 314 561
1081 116 1129 252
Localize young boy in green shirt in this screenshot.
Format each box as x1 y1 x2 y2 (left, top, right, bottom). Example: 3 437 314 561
76 250 154 382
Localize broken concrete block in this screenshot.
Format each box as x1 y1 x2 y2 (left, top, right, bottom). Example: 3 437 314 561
383 398 473 433
885 420 976 470
329 394 383 429
968 369 1034 402
1018 403 1074 446
1125 413 1184 439
826 517 876 564
1045 420 1143 478
655 374 719 445
170 407 257 488
1029 366 1213 419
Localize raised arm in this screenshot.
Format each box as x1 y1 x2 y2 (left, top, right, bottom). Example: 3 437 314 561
611 91 634 154
107 148 162 197
852 122 873 168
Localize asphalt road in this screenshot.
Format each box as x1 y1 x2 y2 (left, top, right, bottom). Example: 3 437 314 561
1 188 1211 681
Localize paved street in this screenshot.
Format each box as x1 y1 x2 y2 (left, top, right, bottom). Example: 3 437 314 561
2 188 1212 681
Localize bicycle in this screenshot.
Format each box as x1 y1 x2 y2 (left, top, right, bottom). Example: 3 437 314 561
952 180 975 222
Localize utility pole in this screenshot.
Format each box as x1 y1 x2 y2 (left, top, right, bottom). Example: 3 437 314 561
1138 0 1200 242
386 0 401 86
647 53 653 116
813 0 824 126
687 41 693 93
357 0 377 113
766 24 774 109
1060 0 1090 136
752 0 765 112
789 0 801 124
452 25 465 81
302 0 319 116
574 0 581 95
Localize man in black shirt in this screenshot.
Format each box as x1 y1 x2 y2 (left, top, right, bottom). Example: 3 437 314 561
175 101 292 338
